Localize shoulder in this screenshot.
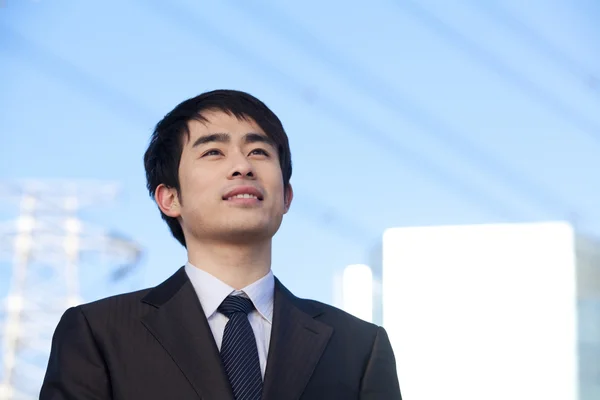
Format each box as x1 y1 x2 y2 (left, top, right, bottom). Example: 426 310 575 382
276 279 381 338
292 297 391 364
296 297 381 336
76 267 188 318
50 287 154 342
74 287 154 322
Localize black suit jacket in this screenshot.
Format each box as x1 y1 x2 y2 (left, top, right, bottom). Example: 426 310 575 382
40 267 402 399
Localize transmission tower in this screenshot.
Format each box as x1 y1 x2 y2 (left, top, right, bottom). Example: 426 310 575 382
0 180 142 400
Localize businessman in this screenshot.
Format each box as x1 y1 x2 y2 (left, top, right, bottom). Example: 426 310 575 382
40 89 402 399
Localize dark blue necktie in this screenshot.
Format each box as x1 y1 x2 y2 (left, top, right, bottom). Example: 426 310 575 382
218 295 263 400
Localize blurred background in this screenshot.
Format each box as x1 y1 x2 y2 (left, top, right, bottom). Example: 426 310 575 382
0 0 599 399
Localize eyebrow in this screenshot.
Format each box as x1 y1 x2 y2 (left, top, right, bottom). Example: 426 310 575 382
191 132 275 148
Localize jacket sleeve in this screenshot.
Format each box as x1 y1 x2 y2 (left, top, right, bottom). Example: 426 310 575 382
359 326 402 400
39 306 112 399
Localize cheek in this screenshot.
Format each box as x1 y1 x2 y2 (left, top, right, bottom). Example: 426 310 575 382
265 173 284 198
274 184 287 210
179 171 213 207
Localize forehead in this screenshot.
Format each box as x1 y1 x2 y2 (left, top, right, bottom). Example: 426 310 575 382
187 110 266 139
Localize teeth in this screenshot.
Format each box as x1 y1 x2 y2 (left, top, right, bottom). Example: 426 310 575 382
229 194 258 200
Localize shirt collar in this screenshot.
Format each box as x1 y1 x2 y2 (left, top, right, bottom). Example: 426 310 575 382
184 262 274 323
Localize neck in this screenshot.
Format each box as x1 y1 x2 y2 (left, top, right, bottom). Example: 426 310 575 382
186 239 272 290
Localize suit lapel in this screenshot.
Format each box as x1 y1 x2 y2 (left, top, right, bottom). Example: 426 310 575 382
140 267 234 400
261 279 333 400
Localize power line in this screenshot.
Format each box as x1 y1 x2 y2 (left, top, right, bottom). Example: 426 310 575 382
0 25 157 127
142 0 529 222
219 0 579 218
0 25 376 244
393 0 600 144
470 0 600 96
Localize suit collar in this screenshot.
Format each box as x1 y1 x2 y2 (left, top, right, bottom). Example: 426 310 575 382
261 278 333 400
272 277 325 318
141 266 235 400
141 268 333 400
141 265 188 308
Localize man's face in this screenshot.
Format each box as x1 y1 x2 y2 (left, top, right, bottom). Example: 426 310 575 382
158 110 292 245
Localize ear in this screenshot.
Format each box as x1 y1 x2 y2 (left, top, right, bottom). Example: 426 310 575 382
283 184 293 214
155 184 182 218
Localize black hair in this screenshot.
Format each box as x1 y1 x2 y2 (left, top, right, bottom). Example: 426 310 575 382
143 89 292 247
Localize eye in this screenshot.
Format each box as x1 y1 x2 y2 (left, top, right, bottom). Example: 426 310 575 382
250 148 269 157
202 149 222 157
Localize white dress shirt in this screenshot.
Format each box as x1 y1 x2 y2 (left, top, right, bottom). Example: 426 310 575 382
184 262 274 379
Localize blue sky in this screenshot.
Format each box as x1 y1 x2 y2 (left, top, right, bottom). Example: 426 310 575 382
1 0 599 305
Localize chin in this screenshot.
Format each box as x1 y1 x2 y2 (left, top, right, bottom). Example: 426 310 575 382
217 222 278 242
220 230 271 244
196 214 284 243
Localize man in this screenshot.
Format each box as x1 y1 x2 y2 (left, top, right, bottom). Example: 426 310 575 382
40 90 402 399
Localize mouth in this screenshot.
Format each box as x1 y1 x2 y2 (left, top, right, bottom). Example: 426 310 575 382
222 186 264 202
224 193 262 201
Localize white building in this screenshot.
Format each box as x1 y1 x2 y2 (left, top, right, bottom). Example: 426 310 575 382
381 222 600 400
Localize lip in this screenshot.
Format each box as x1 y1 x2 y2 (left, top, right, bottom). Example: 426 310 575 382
222 185 264 201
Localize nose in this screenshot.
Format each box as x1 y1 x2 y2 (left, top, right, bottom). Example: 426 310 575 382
228 151 256 180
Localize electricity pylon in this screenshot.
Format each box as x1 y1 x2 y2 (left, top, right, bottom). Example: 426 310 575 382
0 180 142 399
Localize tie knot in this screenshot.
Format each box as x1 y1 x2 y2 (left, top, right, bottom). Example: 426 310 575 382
218 295 255 317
